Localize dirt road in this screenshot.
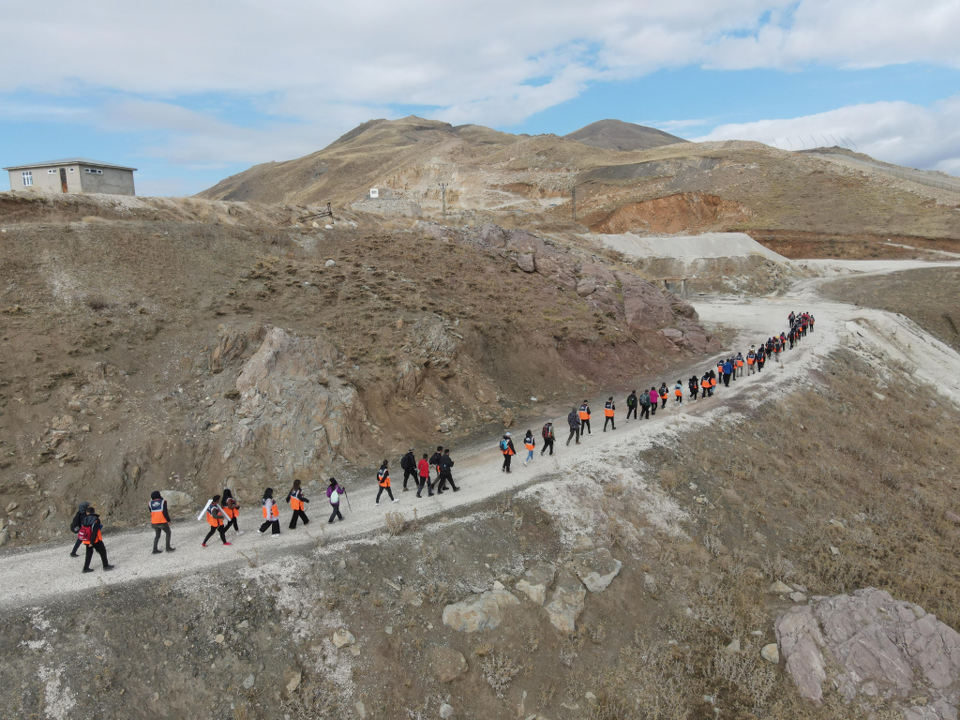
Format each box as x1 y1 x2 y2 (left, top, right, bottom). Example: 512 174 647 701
3 259 959 609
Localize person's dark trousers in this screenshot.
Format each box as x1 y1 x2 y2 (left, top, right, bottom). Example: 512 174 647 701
660 398 667 409
416 475 433 497
70 537 83 557
639 406 650 420
289 510 310 529
626 406 637 420
723 373 731 387
541 439 554 456
580 419 591 435
402 469 417 490
328 505 343 523
502 454 512 473
153 523 173 552
376 486 395 503
259 519 281 535
83 541 109 570
203 525 228 545
691 389 698 400
223 516 239 533
757 362 764 372
566 428 580 445
441 472 459 491
603 416 615 431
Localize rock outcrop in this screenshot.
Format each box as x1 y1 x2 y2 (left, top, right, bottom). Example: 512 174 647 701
574 548 622 593
442 587 521 632
515 563 556 606
777 588 960 719
545 567 587 634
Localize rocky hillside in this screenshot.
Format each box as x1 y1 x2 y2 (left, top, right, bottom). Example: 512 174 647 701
0 193 714 549
564 118 687 151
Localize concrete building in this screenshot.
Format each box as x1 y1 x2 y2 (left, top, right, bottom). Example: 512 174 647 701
4 158 136 196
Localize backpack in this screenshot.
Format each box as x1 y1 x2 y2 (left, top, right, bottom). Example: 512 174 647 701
627 394 637 408
542 424 553 440
640 393 650 408
330 489 340 504
499 439 509 452
77 522 93 544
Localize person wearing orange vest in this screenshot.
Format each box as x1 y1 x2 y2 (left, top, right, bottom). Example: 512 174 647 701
735 353 745 378
701 372 713 397
746 347 757 375
674 381 683 405
376 460 398 505
286 479 311 529
202 495 232 547
688 375 699 401
80 506 114 573
500 433 516 473
258 487 281 537
658 383 668 409
221 488 242 536
149 490 175 555
578 401 592 435
523 430 535 466
602 397 616 431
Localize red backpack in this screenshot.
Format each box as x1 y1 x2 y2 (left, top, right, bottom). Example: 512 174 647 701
77 523 93 544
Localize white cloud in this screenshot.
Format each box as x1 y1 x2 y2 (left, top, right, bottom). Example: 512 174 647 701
693 95 960 172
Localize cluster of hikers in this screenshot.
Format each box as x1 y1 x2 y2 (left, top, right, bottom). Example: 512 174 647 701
70 310 814 573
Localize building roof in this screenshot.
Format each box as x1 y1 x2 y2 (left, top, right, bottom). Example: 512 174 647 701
3 158 137 172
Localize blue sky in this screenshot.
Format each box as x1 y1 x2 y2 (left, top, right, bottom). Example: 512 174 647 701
3 0 960 196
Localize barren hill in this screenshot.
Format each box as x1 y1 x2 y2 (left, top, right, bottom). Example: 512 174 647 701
564 118 687 151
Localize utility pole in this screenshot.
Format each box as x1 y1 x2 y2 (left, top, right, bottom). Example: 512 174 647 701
572 185 577 221
439 182 447 220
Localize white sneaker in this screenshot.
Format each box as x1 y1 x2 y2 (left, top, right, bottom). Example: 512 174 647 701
237 531 245 536
375 502 380 506
523 461 528 467
271 534 280 539
258 530 265 536
392 499 399 503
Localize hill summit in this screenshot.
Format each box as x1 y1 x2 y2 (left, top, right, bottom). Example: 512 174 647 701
564 118 687 151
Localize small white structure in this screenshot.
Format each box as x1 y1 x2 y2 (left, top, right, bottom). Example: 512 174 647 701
369 188 379 199
4 158 137 196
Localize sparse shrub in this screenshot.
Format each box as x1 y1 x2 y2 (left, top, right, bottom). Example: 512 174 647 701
384 511 406 535
481 652 520 699
86 294 110 311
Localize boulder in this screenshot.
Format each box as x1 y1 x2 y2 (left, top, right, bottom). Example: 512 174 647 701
504 229 547 255
574 548 622 593
442 588 521 632
210 324 265 373
332 629 355 648
477 223 507 247
761 644 780 663
430 646 468 682
777 588 960 715
614 271 675 331
545 567 586 634
516 253 536 273
515 563 556 606
768 581 793 594
161 490 194 508
576 277 598 297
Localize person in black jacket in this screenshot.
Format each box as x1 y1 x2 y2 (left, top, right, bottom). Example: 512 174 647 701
69 501 90 557
80 506 114 573
400 447 417 491
625 391 638 422
566 408 580 446
429 446 443 486
287 479 310 529
437 449 459 493
148 491 175 554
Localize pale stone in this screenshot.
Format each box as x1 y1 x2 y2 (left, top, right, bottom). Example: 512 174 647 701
430 646 468 682
545 567 586 634
515 563 556 606
723 639 741 654
761 644 780 663
790 592 807 603
332 629 355 648
768 581 793 594
439 703 455 719
575 548 622 593
442 589 520 632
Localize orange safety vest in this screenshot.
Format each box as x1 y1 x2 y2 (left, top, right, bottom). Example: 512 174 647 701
604 402 614 417
524 441 534 451
659 390 667 400
747 356 755 364
378 468 391 487
736 359 744 367
223 504 238 519
674 388 682 397
710 378 717 388
578 405 590 420
81 521 102 545
290 491 304 512
149 498 167 525
206 504 224 527
262 499 278 520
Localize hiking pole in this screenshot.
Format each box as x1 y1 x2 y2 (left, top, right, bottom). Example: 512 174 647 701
343 489 352 513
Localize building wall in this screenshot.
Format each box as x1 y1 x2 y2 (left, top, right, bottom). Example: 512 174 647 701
78 166 136 196
7 164 81 194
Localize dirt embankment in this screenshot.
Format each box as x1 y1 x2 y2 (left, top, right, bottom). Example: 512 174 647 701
587 192 754 235
748 228 960 260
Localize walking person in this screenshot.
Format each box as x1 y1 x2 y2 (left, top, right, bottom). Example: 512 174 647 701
541 422 555 456
258 488 281 537
579 401 592 435
287 479 310 529
757 346 766 372
202 495 232 547
400 447 418 491
429 446 444 487
221 488 242 536
149 490 175 554
625 390 638 422
722 359 733 387
500 433 516 473
747 346 757 375
69 501 90 557
736 353 745 377
523 430 535 466
79 506 114 573
416 453 433 498
649 387 659 415
659 383 668 409
327 478 345 523
674 380 683 405
689 375 699 401
603 397 616 431
639 389 651 419
438 449 459 492
566 407 581 445
376 460 399 504
702 372 713 397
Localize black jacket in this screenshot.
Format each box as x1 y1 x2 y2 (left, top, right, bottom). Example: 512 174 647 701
400 452 415 471
626 393 637 408
429 451 443 469
439 454 454 476
567 411 580 429
70 502 90 533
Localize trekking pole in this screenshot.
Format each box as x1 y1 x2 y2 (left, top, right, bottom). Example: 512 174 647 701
343 489 353 513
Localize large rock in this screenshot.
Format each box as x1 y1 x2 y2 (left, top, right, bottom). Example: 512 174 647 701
516 253 536 273
430 646 468 682
210 324 265 373
545 567 586 634
614 271 675 331
777 588 960 717
574 548 622 593
515 563 556 606
442 588 521 632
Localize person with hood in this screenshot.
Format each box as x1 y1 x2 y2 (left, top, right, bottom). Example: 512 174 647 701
578 400 592 435
746 346 757 375
429 446 444 486
649 387 659 415
735 352 745 377
566 407 581 446
69 501 90 557
625 390 638 422
541 422 555 456
658 383 668 410
327 478 345 523
500 433 516 473
376 460 398 505
149 491 175 554
638 388 651 419
202 495 232 547
416 453 432 498
80 505 114 573
674 380 683 405
287 479 310 529
437 449 459 492
400 447 417 491
523 430 535 466
258 487 281 537
688 375 700 401
221 488 242 536
701 372 713 397
756 345 766 372
603 397 616 431
722 359 733 387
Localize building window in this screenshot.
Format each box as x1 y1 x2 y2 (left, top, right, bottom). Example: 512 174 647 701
21 171 33 186
84 168 103 175
47 169 57 174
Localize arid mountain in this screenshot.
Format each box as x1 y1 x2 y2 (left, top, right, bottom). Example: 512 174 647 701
564 118 687 151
